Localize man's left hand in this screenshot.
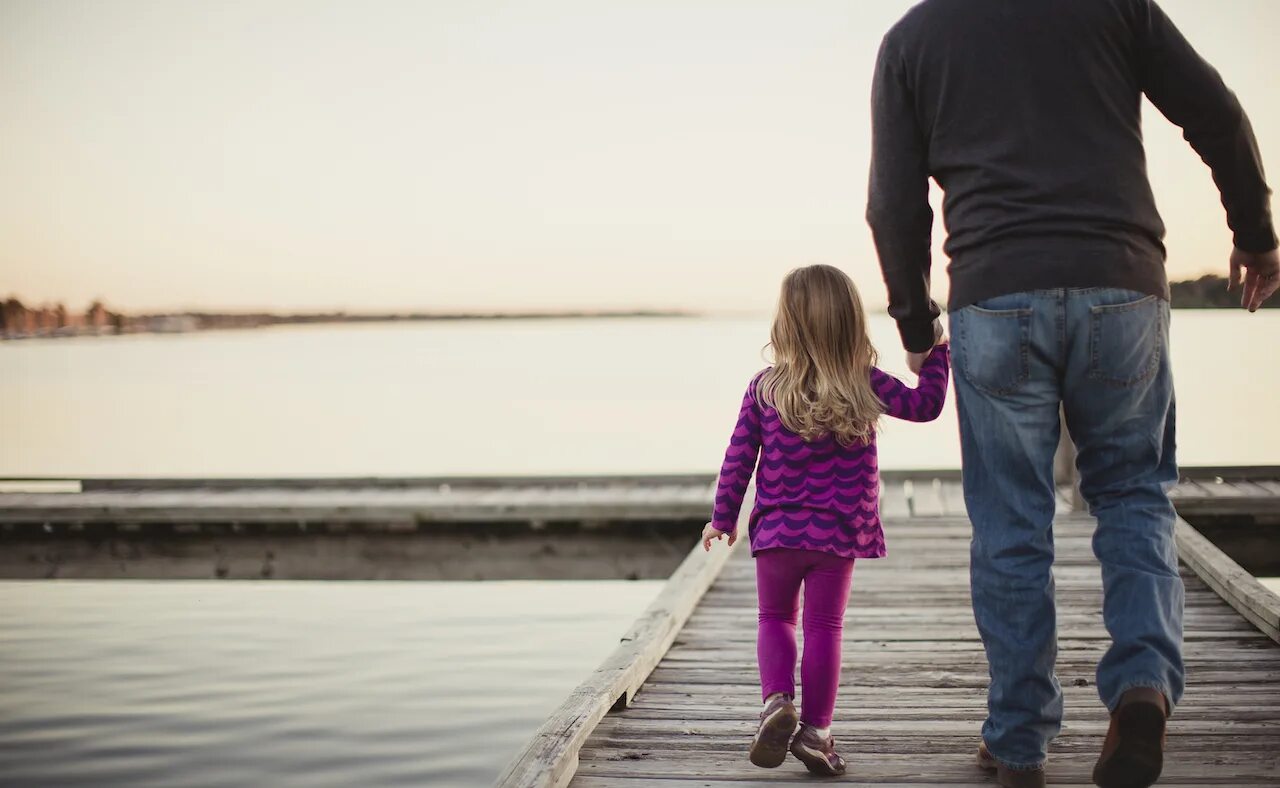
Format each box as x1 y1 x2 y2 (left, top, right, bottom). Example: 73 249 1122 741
907 319 946 374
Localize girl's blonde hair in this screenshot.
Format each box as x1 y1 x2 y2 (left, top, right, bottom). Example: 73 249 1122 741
757 264 882 445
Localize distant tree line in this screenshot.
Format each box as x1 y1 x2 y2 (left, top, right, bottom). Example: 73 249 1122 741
1168 274 1279 309
1 295 693 339
7 275 1262 339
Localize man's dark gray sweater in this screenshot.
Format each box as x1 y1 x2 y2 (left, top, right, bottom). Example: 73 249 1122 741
867 0 1278 352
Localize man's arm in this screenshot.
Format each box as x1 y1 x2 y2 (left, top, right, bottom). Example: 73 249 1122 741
1135 0 1277 255
866 33 940 353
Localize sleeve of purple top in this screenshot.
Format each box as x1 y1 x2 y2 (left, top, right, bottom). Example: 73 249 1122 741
710 381 763 533
872 344 950 423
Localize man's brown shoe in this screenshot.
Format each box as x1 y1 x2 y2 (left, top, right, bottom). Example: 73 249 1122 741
748 694 797 768
789 724 847 776
1092 687 1167 788
977 742 1047 788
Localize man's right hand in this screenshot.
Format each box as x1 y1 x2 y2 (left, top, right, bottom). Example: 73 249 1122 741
1229 247 1280 312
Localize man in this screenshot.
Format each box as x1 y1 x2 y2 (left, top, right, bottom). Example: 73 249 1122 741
866 2 1278 787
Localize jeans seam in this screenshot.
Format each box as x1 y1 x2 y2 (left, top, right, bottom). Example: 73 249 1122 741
1090 294 1158 315
1056 292 1063 361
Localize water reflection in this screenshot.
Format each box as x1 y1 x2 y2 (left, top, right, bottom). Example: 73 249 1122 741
0 580 660 787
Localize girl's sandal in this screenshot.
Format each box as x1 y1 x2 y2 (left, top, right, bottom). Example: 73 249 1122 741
789 723 847 776
748 694 798 768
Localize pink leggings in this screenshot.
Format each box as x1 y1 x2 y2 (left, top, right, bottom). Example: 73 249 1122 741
755 548 856 729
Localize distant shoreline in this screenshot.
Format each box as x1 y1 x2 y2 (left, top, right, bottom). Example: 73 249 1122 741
0 306 698 341
3 273 1271 341
1168 274 1278 309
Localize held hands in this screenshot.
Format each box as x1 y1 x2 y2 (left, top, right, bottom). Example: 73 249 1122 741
701 522 737 551
906 319 948 375
1229 247 1280 312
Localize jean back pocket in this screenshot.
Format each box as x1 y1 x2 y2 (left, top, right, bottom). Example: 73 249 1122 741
953 302 1032 396
1088 293 1164 388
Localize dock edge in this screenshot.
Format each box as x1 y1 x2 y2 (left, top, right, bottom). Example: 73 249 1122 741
493 491 752 788
1176 515 1280 643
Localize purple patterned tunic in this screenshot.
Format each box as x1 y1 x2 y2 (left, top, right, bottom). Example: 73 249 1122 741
711 345 950 560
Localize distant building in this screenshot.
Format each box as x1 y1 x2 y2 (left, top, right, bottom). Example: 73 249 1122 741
1 297 125 338
86 301 111 329
147 315 199 333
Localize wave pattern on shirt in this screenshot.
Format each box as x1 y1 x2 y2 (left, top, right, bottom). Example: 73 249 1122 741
710 346 950 561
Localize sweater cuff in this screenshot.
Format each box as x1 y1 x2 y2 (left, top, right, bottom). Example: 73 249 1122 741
898 319 937 353
1235 225 1279 254
712 519 737 533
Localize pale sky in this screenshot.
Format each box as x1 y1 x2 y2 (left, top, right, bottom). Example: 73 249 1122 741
1 0 1277 314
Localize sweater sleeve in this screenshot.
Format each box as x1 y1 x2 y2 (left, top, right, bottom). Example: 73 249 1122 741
710 380 763 533
1135 0 1277 253
871 344 950 423
866 32 943 352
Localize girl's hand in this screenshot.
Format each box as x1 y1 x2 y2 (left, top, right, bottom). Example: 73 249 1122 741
702 522 737 551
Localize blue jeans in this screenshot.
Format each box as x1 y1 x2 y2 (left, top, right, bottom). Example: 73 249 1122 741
949 288 1184 770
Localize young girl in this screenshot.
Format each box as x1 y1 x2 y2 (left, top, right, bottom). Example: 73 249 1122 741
702 264 949 776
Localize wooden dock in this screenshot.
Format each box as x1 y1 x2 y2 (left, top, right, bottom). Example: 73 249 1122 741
498 475 1280 787
0 475 721 529
0 466 1275 529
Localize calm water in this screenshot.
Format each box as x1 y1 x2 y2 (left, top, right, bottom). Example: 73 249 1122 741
0 580 660 787
3 311 1279 477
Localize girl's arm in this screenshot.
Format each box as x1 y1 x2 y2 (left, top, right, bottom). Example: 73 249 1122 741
872 343 950 423
710 382 763 533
